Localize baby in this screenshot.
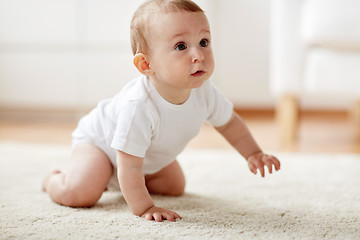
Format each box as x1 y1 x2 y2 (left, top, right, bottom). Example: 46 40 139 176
42 0 280 222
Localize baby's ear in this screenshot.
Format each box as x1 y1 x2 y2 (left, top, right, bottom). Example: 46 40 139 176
133 53 153 75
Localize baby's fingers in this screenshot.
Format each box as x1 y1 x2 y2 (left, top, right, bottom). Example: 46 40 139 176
264 159 273 174
153 212 163 222
258 164 265 177
249 162 265 177
268 156 281 170
144 213 154 221
248 163 258 175
264 155 281 176
143 209 181 222
144 212 163 222
272 156 281 171
171 211 182 221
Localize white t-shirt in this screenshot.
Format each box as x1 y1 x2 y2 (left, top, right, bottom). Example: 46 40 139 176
72 75 233 174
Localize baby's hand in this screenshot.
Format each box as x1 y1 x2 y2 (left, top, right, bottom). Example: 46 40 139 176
247 152 280 177
141 206 182 222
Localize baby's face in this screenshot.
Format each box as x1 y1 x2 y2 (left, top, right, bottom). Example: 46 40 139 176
147 10 214 92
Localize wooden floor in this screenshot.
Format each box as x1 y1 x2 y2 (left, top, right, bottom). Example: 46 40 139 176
1 110 360 153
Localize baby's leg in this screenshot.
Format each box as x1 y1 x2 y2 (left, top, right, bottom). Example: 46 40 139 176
42 143 113 207
145 160 185 196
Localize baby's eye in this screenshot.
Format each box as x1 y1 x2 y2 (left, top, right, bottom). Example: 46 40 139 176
175 43 187 51
199 39 209 47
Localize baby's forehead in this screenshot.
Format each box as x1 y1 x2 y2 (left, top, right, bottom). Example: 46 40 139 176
148 10 207 30
141 9 209 53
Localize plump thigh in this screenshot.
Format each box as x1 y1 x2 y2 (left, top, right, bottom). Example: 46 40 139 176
67 143 114 196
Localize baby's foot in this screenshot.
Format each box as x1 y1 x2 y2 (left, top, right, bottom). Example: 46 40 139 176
42 170 61 192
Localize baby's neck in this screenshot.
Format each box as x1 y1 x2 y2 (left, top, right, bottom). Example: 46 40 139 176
149 78 191 105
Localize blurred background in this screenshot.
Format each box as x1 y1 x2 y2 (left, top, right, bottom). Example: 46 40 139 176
1 0 359 152
0 0 274 111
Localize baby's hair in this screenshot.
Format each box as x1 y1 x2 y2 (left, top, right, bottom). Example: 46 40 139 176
130 0 204 55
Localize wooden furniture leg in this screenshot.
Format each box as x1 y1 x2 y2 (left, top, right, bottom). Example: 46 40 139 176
276 95 299 142
350 100 360 138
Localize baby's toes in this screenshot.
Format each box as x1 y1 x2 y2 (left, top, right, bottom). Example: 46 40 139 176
42 170 61 192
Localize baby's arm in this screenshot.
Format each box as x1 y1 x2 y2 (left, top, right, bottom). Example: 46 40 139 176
215 111 280 177
116 151 181 222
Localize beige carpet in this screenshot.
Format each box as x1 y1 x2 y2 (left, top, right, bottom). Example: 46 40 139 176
0 142 359 240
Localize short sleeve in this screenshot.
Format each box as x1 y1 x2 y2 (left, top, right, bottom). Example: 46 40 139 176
111 101 155 158
205 81 234 127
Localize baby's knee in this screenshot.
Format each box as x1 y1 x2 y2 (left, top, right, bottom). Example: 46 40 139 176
60 185 101 208
168 187 184 196
166 179 185 196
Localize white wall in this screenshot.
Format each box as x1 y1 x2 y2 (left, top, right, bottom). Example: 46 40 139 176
4 0 344 111
209 0 273 108
0 0 141 109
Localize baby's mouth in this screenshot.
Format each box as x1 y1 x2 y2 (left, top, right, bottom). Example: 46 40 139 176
191 70 205 77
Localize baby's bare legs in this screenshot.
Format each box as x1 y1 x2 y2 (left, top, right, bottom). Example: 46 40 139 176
145 160 185 196
42 143 113 207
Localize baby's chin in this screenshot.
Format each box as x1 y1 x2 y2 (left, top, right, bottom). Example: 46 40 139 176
190 76 210 89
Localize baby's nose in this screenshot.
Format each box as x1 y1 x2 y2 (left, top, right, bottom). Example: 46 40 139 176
191 48 205 63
